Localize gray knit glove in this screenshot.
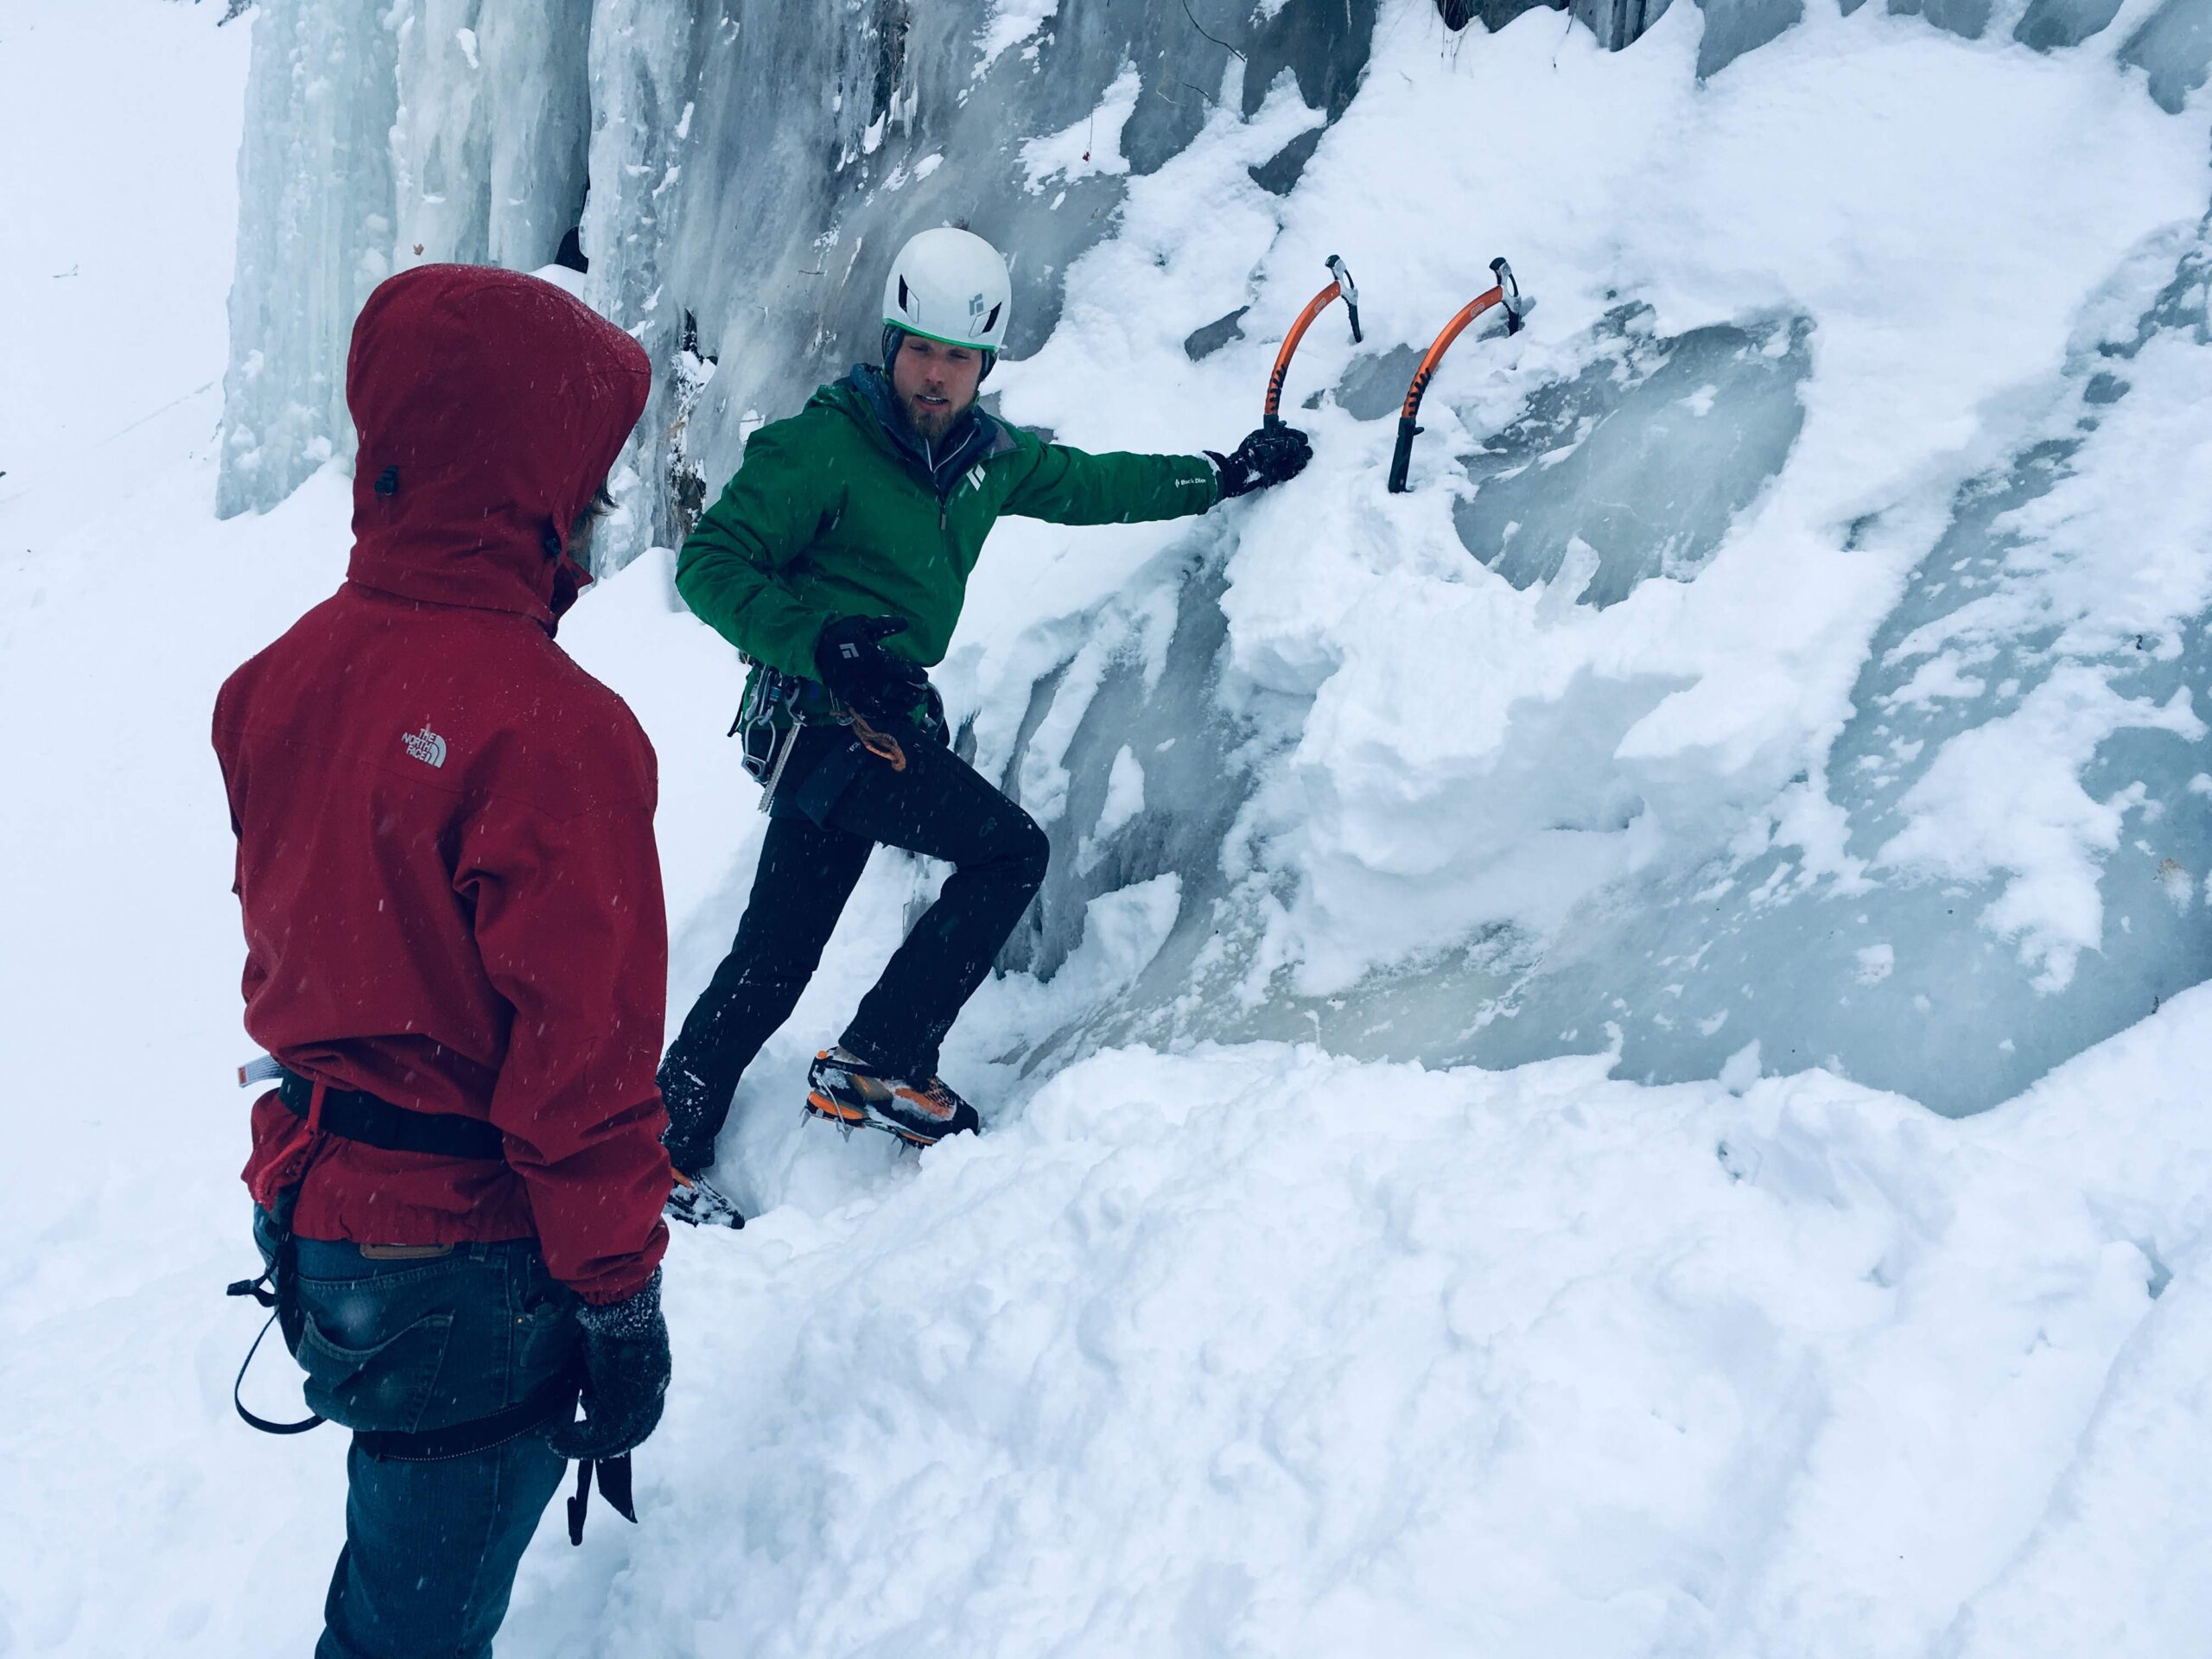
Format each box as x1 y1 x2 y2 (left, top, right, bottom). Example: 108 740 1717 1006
545 1268 669 1460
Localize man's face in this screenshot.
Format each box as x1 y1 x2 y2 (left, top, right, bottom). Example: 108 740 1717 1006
890 334 984 442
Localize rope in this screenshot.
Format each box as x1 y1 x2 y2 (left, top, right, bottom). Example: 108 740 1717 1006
848 711 908 772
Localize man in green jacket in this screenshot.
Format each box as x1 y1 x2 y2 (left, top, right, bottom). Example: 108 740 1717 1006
660 226 1309 1210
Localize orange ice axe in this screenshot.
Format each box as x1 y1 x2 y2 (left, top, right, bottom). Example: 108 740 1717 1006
1263 254 1363 429
1387 256 1525 494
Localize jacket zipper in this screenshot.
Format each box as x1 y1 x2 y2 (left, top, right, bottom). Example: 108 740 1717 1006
925 435 947 528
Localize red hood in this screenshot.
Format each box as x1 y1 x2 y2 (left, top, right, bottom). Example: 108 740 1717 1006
345 264 652 627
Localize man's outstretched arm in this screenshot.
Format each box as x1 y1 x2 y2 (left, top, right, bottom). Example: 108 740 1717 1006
1001 420 1309 525
1001 434 1222 525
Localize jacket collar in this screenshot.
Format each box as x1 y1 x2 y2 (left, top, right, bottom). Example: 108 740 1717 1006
837 365 1012 497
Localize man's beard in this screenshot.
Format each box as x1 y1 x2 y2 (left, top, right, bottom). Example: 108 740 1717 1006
898 387 967 443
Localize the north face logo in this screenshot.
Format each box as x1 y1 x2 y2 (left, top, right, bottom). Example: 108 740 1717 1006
401 725 448 768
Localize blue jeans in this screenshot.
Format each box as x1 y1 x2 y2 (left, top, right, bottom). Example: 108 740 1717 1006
254 1208 581 1659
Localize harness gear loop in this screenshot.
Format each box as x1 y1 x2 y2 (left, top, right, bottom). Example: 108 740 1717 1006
227 1292 326 1436
226 1129 335 1436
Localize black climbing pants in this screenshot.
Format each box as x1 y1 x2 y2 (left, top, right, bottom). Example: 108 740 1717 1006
659 724 1049 1172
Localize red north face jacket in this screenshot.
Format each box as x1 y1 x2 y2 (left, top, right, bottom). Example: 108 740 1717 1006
213 264 670 1305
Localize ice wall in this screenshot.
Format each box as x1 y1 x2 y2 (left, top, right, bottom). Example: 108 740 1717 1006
391 1 593 272
1449 305 1813 607
1512 216 2212 1112
215 0 1850 536
991 212 2212 1117
217 0 1376 543
2119 0 2212 112
948 6 2212 1117
219 0 590 515
217 2 397 515
216 0 2192 524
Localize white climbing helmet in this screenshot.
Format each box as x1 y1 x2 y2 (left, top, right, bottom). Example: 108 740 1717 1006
880 226 1012 353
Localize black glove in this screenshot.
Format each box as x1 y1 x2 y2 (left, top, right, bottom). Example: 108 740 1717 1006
664 1168 745 1230
814 614 930 720
1206 423 1312 499
546 1269 670 1461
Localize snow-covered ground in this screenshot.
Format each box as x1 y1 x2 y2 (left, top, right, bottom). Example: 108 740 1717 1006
4 1 2211 1655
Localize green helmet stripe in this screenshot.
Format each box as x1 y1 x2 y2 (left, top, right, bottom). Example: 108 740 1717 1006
883 320 994 352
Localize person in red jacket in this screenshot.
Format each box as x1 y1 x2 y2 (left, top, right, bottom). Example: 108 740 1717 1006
214 264 674 1659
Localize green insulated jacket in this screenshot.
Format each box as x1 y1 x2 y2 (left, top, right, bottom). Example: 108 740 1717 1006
676 368 1221 677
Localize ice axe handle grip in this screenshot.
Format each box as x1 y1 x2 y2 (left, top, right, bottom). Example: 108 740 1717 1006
1387 417 1418 494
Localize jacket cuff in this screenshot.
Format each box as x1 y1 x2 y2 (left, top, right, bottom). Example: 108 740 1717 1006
575 1266 663 1330
569 1218 669 1307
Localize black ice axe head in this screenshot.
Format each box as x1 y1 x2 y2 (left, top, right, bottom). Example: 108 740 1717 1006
1490 256 1524 335
1327 254 1363 345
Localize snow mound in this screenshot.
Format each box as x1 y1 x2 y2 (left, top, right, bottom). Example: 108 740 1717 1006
486 1002 2212 1656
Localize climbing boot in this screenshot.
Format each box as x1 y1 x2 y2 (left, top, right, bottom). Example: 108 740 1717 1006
805 1047 981 1147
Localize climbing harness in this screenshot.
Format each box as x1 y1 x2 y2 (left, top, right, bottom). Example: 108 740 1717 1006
729 660 945 810
223 1060 625 1542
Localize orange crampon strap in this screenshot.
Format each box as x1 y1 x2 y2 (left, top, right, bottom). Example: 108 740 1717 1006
849 712 908 772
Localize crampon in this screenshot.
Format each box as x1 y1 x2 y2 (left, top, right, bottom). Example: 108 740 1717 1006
804 1047 981 1147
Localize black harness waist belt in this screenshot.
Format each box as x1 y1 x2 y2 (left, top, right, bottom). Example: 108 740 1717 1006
275 1067 506 1161
355 1369 579 1464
